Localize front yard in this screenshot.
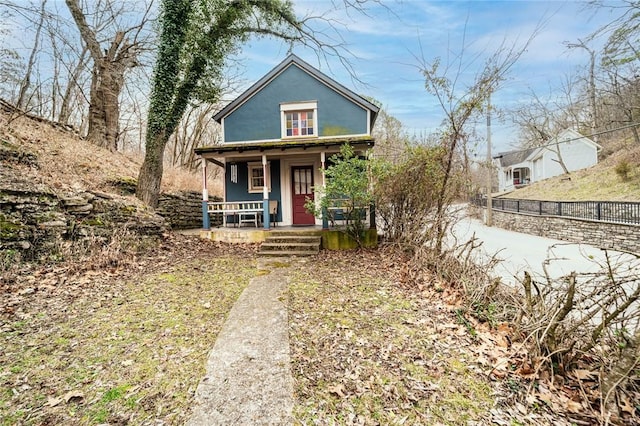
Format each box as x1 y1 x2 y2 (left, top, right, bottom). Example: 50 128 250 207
1 237 610 425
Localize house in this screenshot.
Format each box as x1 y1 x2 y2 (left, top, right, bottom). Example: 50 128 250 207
195 54 379 231
494 128 600 192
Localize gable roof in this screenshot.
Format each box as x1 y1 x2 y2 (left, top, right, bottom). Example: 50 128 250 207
495 129 601 167
528 129 601 161
494 147 537 167
551 128 601 150
213 54 380 128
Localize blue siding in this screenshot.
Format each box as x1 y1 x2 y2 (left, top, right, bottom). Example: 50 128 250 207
224 65 368 142
225 160 282 222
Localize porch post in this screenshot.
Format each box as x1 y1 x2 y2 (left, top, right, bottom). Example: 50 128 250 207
201 159 210 230
262 154 270 230
321 151 328 230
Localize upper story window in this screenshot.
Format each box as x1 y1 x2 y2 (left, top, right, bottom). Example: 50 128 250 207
285 111 314 136
281 101 317 138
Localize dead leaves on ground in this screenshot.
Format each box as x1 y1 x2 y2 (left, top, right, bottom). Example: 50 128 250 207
289 250 494 424
288 249 639 425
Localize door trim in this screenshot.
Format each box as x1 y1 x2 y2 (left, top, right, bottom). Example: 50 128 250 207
280 157 321 226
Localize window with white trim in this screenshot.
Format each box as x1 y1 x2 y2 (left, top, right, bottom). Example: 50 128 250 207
285 110 314 136
248 162 271 193
281 101 318 138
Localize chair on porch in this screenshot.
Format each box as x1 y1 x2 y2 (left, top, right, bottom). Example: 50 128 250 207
239 211 259 227
269 200 278 227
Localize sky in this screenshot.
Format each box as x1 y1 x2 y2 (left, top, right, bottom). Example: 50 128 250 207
229 0 621 154
1 0 624 155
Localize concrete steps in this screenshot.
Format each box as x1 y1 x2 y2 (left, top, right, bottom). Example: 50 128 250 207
258 231 321 257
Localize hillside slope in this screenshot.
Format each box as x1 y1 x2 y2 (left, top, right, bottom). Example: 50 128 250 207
0 106 206 263
499 144 640 201
0 105 203 194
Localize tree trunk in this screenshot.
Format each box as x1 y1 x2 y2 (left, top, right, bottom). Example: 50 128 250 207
17 0 47 109
87 57 124 151
66 0 136 152
632 123 640 145
587 50 598 140
58 47 88 125
549 143 571 175
136 131 169 208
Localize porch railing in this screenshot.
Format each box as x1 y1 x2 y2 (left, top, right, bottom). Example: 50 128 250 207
324 198 375 229
471 196 640 225
208 201 264 227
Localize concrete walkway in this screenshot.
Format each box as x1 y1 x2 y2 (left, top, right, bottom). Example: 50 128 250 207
187 259 294 425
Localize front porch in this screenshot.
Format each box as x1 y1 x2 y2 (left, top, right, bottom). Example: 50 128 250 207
503 166 531 190
196 136 375 230
200 225 324 244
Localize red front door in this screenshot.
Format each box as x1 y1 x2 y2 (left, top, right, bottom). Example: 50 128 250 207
292 166 315 225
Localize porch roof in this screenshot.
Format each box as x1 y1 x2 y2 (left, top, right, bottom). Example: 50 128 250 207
195 136 375 157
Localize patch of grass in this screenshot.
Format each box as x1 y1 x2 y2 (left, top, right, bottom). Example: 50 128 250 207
0 214 23 239
101 385 128 403
158 272 178 283
288 252 495 424
0 255 255 425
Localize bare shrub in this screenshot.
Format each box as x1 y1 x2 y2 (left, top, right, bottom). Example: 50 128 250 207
499 247 640 421
614 160 632 181
374 144 464 257
516 249 639 360
59 227 155 274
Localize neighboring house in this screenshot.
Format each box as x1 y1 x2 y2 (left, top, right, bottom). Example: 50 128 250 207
195 54 379 229
494 128 601 192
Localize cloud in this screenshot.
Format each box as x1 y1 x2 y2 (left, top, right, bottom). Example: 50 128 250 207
234 0 623 150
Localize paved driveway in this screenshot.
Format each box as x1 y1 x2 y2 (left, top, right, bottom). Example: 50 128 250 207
450 212 638 286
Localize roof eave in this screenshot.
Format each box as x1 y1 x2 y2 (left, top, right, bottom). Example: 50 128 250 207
195 137 375 156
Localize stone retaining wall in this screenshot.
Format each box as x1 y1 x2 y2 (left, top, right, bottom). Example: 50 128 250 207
1 187 166 262
156 192 222 230
488 209 640 254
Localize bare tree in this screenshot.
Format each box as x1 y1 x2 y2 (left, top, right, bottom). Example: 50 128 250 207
416 24 537 251
0 8 21 101
65 0 154 151
16 0 47 109
168 102 222 171
590 0 640 66
55 45 90 126
371 108 411 164
599 65 640 144
586 0 640 145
